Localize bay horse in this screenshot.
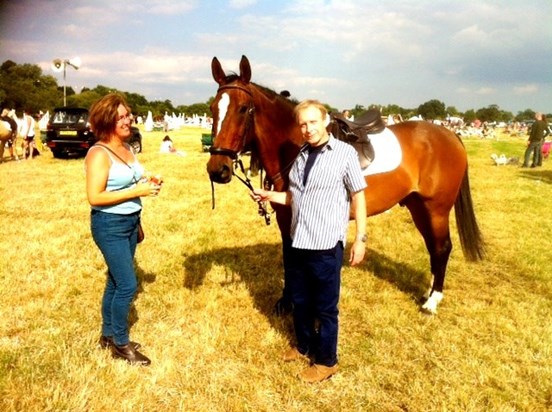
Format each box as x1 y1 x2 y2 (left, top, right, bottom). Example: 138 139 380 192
206 55 484 314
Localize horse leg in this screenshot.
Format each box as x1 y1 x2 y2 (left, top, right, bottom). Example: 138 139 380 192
0 139 6 163
403 196 453 314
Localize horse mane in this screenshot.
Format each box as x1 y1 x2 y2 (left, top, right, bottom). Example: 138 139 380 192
222 73 298 106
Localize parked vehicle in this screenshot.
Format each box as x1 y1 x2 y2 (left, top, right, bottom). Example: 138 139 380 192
45 107 142 158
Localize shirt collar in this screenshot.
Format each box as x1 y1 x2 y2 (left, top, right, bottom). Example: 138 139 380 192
300 134 336 154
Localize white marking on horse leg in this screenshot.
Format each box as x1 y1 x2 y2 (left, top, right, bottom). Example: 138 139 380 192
421 291 443 315
423 275 434 300
216 93 230 137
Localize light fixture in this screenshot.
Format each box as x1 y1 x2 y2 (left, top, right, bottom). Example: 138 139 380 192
51 57 81 106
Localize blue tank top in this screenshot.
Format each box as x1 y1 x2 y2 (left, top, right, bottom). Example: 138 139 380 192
90 145 144 215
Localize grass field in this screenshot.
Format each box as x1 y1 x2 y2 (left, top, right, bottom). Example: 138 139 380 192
0 126 551 411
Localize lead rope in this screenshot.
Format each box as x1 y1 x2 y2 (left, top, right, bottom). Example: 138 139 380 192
210 156 272 225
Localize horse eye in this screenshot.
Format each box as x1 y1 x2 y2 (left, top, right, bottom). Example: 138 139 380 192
239 105 248 114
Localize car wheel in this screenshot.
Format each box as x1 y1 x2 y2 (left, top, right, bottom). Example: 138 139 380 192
130 140 142 154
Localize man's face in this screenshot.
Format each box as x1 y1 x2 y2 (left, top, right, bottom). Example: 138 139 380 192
297 106 329 147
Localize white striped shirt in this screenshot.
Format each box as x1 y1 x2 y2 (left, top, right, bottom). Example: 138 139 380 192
289 135 367 250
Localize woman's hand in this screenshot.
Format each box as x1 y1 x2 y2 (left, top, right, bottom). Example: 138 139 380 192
136 180 161 197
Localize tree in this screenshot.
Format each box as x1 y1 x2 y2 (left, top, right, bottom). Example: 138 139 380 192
417 99 446 120
463 109 476 124
0 60 61 114
177 102 210 117
476 104 502 123
515 109 536 122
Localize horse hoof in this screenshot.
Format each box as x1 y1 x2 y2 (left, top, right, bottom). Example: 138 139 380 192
421 291 443 315
421 304 437 315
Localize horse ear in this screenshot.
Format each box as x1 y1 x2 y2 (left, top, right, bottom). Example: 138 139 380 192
239 55 251 84
211 57 226 85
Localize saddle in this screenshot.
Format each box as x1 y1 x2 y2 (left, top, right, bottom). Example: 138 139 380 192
328 108 386 169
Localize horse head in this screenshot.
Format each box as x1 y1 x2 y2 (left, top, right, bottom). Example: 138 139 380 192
207 55 256 184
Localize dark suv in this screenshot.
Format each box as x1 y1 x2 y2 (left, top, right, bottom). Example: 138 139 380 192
46 107 142 158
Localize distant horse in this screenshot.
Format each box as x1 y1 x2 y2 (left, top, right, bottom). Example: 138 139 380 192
0 119 14 162
206 55 484 314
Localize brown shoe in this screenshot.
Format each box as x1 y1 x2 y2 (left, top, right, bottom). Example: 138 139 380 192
283 347 308 362
99 336 141 351
111 344 151 366
299 363 338 383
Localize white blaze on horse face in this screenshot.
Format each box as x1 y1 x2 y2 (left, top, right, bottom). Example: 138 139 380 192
216 93 230 137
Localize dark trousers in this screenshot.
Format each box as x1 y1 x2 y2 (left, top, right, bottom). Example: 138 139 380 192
289 242 343 367
523 141 541 167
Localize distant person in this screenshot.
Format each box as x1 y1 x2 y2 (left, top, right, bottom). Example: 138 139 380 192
159 135 185 156
85 93 163 366
250 100 367 383
20 109 37 160
522 112 549 168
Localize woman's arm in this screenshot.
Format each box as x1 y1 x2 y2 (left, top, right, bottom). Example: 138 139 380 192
85 148 156 206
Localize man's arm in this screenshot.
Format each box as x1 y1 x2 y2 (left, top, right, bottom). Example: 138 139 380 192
349 190 367 266
250 189 291 206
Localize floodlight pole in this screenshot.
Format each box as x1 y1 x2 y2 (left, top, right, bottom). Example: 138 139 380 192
53 58 80 106
63 63 67 106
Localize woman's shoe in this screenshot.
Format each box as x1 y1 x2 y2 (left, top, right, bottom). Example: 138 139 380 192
99 336 141 350
111 343 151 366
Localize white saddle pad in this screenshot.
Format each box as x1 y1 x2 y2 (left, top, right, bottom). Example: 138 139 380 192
362 128 402 176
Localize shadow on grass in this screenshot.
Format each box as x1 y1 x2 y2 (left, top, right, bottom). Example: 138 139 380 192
128 265 157 329
518 168 552 184
183 242 285 315
361 249 429 301
182 243 428 327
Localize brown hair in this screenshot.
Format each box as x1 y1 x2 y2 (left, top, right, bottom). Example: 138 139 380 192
89 93 131 141
293 99 327 122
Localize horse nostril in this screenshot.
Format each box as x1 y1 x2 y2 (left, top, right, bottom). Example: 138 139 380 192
220 165 232 182
208 164 232 184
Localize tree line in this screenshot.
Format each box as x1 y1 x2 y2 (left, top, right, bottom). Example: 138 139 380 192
0 60 545 123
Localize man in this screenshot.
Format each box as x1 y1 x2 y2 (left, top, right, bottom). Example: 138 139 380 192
522 112 549 168
251 100 367 383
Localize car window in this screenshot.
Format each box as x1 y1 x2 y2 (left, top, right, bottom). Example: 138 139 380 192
52 110 89 124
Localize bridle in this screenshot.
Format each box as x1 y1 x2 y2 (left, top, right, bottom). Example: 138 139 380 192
208 84 272 225
208 85 255 160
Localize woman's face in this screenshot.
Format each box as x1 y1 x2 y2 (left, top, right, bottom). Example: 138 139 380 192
114 104 133 140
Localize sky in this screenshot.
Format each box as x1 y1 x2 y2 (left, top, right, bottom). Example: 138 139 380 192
1 0 551 114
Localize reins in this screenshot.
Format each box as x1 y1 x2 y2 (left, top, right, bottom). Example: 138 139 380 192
209 84 273 225
209 153 273 225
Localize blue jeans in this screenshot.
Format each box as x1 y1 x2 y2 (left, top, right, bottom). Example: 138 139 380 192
288 242 343 367
91 210 140 346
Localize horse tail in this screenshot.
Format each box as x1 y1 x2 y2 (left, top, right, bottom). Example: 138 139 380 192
454 166 485 261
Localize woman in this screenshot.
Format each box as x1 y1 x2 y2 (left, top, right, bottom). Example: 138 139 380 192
85 93 162 366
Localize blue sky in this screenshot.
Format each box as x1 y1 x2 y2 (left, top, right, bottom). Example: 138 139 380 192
1 0 551 114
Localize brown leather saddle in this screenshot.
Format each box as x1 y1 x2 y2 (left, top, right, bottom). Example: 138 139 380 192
328 109 386 169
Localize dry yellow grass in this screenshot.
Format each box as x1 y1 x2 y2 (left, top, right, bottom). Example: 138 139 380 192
0 128 551 411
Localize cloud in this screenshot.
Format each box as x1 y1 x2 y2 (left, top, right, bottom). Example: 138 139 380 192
514 84 538 95
229 0 257 9
1 0 551 113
